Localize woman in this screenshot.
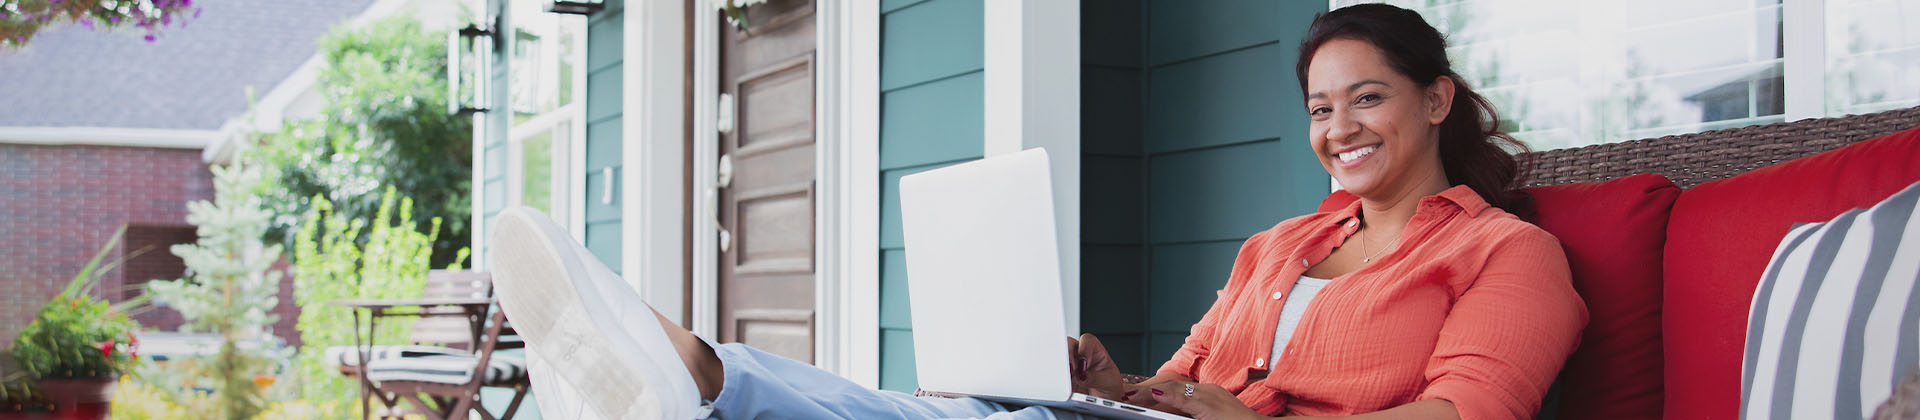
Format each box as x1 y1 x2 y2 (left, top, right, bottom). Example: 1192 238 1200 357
491 4 1585 420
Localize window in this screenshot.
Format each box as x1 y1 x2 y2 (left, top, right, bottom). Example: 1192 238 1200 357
1335 0 1920 151
506 0 586 221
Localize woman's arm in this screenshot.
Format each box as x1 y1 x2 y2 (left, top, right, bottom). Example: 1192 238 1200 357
1412 228 1587 420
1281 399 1458 420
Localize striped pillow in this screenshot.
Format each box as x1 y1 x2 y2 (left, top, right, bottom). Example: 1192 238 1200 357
1742 180 1920 420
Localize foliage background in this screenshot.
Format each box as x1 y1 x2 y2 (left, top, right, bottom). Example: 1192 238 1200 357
252 15 472 269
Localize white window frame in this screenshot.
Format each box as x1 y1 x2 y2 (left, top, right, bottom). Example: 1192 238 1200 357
504 5 587 228
1334 0 1872 151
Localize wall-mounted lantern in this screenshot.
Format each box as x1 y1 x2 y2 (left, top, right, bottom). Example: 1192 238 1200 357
545 0 604 15
448 23 498 115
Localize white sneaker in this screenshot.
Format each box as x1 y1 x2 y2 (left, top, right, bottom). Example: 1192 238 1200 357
491 207 709 419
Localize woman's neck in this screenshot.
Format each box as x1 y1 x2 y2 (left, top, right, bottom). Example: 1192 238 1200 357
1357 169 1451 235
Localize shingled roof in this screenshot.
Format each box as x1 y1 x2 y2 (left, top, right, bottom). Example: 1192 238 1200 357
0 0 378 130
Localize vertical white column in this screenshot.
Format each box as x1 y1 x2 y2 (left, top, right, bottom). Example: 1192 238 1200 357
815 0 884 388
626 0 688 326
984 0 1081 334
1784 0 1827 121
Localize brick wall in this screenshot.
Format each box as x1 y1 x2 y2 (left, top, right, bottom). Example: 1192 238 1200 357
0 143 303 348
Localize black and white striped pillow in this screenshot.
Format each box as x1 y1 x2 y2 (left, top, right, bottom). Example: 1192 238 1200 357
1742 180 1920 419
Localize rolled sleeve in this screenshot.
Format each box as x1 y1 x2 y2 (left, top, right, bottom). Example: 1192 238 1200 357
1417 229 1588 420
1156 231 1275 379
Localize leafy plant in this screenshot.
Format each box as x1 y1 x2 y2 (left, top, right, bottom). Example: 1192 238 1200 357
251 16 472 269
9 226 147 382
282 187 466 418
144 161 292 420
0 0 201 48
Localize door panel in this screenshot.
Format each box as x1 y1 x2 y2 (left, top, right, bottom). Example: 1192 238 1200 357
717 0 817 364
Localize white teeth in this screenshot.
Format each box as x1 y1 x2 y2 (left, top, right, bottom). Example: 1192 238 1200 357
1337 145 1377 163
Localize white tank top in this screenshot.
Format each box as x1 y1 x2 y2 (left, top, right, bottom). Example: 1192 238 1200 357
1271 275 1333 365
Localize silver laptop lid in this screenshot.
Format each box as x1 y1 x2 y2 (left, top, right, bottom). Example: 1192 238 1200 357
899 148 1071 403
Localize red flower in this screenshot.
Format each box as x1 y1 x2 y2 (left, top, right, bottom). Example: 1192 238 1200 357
99 339 114 359
127 332 139 360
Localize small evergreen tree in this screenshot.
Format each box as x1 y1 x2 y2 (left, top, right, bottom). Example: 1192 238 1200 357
145 161 289 420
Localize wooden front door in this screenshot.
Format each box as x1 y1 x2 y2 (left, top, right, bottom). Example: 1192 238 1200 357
716 0 817 363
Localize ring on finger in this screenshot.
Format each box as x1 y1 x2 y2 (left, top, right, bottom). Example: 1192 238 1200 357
1184 383 1195 398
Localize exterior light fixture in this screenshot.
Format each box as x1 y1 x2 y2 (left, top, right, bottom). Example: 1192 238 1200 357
546 0 604 15
448 22 498 115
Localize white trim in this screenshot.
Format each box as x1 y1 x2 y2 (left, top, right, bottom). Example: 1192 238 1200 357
570 12 591 240
1783 0 1826 121
691 0 722 340
625 0 689 326
0 127 220 149
983 0 1080 334
814 0 882 388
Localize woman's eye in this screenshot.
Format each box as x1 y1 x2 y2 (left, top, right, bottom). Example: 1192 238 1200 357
1356 93 1382 104
1309 106 1331 116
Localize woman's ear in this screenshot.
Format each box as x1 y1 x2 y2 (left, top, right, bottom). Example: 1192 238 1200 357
1426 75 1456 125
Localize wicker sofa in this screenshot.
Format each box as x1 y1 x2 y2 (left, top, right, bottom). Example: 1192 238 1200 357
1318 106 1920 419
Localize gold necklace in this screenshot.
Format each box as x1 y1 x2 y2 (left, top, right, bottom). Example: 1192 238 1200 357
1360 225 1400 263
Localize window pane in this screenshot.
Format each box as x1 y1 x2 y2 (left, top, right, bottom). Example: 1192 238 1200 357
1826 0 1920 116
522 132 553 214
1359 0 1785 150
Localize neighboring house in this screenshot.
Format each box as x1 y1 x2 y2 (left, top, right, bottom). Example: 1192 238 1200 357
470 0 1920 394
0 0 462 348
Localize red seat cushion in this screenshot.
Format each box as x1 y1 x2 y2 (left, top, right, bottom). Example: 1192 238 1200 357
1526 174 1677 420
1317 174 1678 420
1664 126 1920 419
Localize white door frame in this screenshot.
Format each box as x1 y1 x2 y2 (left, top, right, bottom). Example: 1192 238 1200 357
983 0 1080 334
689 0 881 387
625 0 689 326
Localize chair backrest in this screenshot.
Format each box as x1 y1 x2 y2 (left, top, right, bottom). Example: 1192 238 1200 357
409 270 498 349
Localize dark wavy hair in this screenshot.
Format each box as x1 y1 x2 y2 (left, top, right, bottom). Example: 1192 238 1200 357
1295 3 1534 218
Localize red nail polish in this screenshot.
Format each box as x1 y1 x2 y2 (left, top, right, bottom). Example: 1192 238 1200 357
1151 389 1163 396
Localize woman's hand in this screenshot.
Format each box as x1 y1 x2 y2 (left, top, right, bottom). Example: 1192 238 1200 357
1066 333 1127 400
1145 381 1267 420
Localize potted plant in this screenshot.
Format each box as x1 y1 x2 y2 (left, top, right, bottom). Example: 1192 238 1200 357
5 227 147 419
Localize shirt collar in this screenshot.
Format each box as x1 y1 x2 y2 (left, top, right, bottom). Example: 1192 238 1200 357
1329 184 1493 228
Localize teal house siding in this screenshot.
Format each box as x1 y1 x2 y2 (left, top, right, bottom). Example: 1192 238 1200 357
582 0 625 271
877 0 984 393
1080 0 1328 374
479 0 513 269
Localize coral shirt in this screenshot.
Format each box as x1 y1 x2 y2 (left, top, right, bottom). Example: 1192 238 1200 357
1157 185 1588 420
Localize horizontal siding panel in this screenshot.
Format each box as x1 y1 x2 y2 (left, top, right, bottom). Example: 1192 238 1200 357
1081 244 1144 334
880 0 929 14
585 118 623 169
1147 141 1318 243
584 165 622 222
1146 44 1291 153
879 329 919 392
1082 1 1143 68
587 10 623 72
879 159 976 250
1082 67 1144 156
586 69 623 122
483 179 507 214
1146 0 1278 66
484 143 509 181
880 250 912 330
1082 156 1143 245
880 0 983 91
584 221 622 273
1148 332 1189 372
1146 240 1241 332
880 71 984 169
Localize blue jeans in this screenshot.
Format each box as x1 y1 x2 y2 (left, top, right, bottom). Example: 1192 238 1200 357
703 341 1096 420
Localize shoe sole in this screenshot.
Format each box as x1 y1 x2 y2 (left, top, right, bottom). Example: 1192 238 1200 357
492 208 690 419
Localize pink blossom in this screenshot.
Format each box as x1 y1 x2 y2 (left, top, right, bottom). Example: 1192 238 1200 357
144 34 156 42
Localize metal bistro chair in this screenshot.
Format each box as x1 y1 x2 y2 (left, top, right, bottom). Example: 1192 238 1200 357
332 270 530 420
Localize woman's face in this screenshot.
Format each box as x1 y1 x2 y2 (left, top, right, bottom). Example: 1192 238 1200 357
1304 38 1452 201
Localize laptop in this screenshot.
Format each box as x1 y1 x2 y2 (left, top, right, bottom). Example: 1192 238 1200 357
899 148 1191 420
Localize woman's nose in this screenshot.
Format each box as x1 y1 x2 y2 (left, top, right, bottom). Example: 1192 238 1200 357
1325 111 1360 144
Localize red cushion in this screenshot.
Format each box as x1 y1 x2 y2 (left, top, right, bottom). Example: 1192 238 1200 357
1525 174 1677 420
1664 126 1920 419
1315 174 1678 420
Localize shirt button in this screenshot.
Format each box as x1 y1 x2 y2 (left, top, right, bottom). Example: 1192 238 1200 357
1271 291 1283 300
1255 358 1266 368
1345 220 1357 228
1300 258 1309 268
